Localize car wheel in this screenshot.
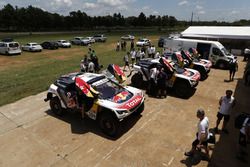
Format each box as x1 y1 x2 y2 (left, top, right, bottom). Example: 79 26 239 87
50 96 63 116
174 81 192 98
134 102 144 116
194 66 207 81
99 112 119 137
131 73 143 88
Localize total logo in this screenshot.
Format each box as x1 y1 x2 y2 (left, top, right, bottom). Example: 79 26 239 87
125 96 142 108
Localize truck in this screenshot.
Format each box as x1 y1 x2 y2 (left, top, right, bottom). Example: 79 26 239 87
163 38 236 69
92 34 107 42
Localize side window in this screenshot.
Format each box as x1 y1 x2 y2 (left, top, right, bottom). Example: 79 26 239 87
0 43 4 47
212 48 220 55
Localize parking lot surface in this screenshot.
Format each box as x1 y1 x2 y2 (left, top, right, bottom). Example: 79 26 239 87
0 57 249 167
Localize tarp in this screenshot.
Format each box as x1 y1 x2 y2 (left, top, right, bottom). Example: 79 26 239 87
181 26 250 40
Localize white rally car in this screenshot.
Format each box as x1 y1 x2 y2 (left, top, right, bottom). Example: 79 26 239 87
44 65 144 137
131 57 200 98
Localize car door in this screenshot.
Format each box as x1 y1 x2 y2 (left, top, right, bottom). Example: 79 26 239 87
197 43 211 60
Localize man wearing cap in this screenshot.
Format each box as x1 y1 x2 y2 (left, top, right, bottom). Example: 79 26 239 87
185 109 210 159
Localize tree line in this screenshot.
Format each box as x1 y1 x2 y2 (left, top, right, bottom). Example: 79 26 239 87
0 4 249 32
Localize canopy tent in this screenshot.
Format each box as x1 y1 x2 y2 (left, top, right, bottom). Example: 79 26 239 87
181 26 250 40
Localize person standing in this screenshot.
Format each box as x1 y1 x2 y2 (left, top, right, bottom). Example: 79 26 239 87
116 41 120 51
185 109 210 160
237 117 250 162
228 59 238 81
130 40 134 51
148 64 158 96
88 60 95 73
157 67 167 98
214 90 236 134
123 52 131 72
130 48 136 67
136 48 141 63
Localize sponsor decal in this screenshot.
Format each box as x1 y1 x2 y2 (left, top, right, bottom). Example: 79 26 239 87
118 95 142 110
113 91 129 103
75 77 99 98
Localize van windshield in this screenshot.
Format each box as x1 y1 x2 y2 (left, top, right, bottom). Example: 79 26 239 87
221 48 230 56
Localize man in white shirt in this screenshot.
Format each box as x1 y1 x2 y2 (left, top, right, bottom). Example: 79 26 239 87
185 109 210 159
214 90 236 134
88 61 95 73
130 49 136 67
148 65 158 96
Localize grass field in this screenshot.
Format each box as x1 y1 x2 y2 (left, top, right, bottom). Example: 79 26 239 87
0 31 170 106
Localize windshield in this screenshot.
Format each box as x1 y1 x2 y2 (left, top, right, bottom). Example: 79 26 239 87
221 48 230 56
93 79 125 99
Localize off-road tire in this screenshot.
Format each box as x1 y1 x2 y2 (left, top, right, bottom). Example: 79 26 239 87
134 102 144 116
195 66 207 81
50 96 63 116
174 81 192 98
98 112 119 137
131 73 143 88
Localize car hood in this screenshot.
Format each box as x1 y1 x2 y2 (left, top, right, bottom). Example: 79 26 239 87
175 68 200 81
97 86 144 111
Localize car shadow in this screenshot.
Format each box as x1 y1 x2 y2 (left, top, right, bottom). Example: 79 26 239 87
45 109 142 140
127 82 197 100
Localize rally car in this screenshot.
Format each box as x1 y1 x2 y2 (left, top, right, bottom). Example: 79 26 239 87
131 57 200 98
44 65 144 137
165 50 212 80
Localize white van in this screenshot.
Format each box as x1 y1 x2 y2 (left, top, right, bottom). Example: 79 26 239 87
0 42 22 55
164 38 236 69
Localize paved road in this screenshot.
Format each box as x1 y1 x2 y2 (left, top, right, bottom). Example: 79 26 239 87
0 57 249 167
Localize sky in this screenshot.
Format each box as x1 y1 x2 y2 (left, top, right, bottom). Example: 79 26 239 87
0 0 250 22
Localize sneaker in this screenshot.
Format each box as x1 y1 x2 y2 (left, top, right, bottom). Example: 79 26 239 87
184 151 194 157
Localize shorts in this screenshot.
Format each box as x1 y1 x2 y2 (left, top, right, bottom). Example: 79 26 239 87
217 112 230 121
125 61 129 66
192 139 208 148
239 132 247 147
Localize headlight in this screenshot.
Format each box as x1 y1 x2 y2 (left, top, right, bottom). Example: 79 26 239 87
116 110 128 115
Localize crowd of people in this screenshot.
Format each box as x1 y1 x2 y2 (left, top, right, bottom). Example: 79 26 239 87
80 48 100 73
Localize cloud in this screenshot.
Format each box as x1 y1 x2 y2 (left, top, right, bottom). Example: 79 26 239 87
82 2 99 10
178 0 188 6
196 5 203 10
231 10 239 15
142 6 150 10
197 10 205 14
97 0 124 7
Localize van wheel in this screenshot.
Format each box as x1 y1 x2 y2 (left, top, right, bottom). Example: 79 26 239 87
131 73 143 88
50 96 63 116
174 81 191 98
217 62 226 69
99 112 119 137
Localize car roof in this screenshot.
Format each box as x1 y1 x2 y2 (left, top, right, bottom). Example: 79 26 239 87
77 73 106 84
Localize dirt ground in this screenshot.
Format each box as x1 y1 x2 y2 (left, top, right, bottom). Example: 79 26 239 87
0 57 249 167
